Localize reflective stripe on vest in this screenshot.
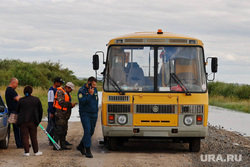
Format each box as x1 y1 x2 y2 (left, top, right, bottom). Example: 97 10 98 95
53 87 70 111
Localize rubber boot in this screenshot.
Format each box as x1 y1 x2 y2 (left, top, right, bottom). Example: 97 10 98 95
65 140 72 146
85 147 93 158
53 134 60 150
60 135 71 150
76 142 86 155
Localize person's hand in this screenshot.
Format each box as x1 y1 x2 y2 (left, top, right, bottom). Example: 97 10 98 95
88 87 94 95
71 103 76 108
50 114 54 118
14 95 22 101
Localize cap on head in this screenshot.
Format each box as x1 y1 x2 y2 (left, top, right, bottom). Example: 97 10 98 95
66 82 75 90
54 77 64 84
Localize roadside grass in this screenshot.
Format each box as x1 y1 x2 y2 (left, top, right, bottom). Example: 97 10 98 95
209 95 250 114
1 86 48 117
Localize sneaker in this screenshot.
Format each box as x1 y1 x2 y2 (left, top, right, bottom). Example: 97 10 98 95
34 151 43 156
23 153 30 157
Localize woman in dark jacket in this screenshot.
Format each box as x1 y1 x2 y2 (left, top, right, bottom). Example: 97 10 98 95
16 85 43 156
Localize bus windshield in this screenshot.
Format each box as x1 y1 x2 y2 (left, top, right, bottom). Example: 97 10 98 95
104 46 207 93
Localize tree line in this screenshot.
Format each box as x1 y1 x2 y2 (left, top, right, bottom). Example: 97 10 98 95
0 59 88 89
208 81 250 100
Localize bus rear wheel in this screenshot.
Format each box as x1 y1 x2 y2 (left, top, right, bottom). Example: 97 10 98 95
189 138 200 152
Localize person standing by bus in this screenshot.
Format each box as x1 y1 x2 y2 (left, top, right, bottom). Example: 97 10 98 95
46 77 64 145
5 77 22 148
16 85 43 156
77 77 98 158
53 82 76 150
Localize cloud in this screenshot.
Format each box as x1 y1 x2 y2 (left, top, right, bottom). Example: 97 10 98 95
0 0 249 84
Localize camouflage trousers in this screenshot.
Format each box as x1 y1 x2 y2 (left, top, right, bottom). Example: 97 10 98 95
54 109 71 148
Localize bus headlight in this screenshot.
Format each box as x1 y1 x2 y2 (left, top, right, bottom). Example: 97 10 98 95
117 115 127 125
184 116 193 126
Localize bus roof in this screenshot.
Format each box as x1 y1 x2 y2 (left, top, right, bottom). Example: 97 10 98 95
108 30 203 46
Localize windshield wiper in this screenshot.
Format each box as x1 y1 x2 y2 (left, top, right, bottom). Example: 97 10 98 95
170 73 191 96
105 75 125 95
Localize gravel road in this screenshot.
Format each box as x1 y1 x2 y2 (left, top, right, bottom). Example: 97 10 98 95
0 115 249 167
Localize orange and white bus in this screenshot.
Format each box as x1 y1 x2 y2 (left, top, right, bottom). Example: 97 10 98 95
93 29 218 152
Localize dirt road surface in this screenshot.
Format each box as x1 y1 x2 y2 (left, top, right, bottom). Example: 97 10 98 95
1 111 249 167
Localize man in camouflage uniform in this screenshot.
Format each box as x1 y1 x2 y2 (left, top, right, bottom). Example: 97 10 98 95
53 82 76 150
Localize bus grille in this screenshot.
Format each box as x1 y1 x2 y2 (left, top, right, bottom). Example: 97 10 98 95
135 105 176 114
181 105 204 114
107 104 131 113
108 96 130 101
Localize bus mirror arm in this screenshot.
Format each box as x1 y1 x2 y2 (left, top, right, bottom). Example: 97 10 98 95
93 51 106 79
206 57 218 73
206 57 218 81
101 68 106 76
95 51 106 65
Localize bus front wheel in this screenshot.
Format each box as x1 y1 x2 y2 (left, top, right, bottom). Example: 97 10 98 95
107 137 119 151
189 138 201 152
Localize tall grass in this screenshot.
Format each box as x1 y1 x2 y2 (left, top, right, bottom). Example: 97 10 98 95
208 82 250 113
209 96 250 113
0 86 48 117
208 81 250 100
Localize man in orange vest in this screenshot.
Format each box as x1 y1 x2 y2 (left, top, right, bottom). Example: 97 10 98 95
53 82 76 150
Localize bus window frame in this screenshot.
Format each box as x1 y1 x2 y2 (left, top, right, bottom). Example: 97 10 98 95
103 45 207 94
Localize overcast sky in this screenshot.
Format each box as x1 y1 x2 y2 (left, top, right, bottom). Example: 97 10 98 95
0 0 249 84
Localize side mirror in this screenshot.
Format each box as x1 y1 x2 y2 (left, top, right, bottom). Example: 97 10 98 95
92 54 99 70
211 57 218 73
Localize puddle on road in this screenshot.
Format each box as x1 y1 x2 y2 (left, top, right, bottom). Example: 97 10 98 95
208 106 250 136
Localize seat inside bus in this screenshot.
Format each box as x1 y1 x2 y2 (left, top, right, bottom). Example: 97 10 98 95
127 63 145 86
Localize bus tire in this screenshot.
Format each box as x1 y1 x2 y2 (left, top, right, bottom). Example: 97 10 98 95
189 138 200 152
107 137 119 151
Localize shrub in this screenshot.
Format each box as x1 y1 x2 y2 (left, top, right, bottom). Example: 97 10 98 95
0 59 87 89
208 81 249 100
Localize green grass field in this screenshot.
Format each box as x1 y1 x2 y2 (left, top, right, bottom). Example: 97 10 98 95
209 96 250 113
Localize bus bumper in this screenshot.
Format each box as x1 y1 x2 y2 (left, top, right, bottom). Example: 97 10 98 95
102 126 208 138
